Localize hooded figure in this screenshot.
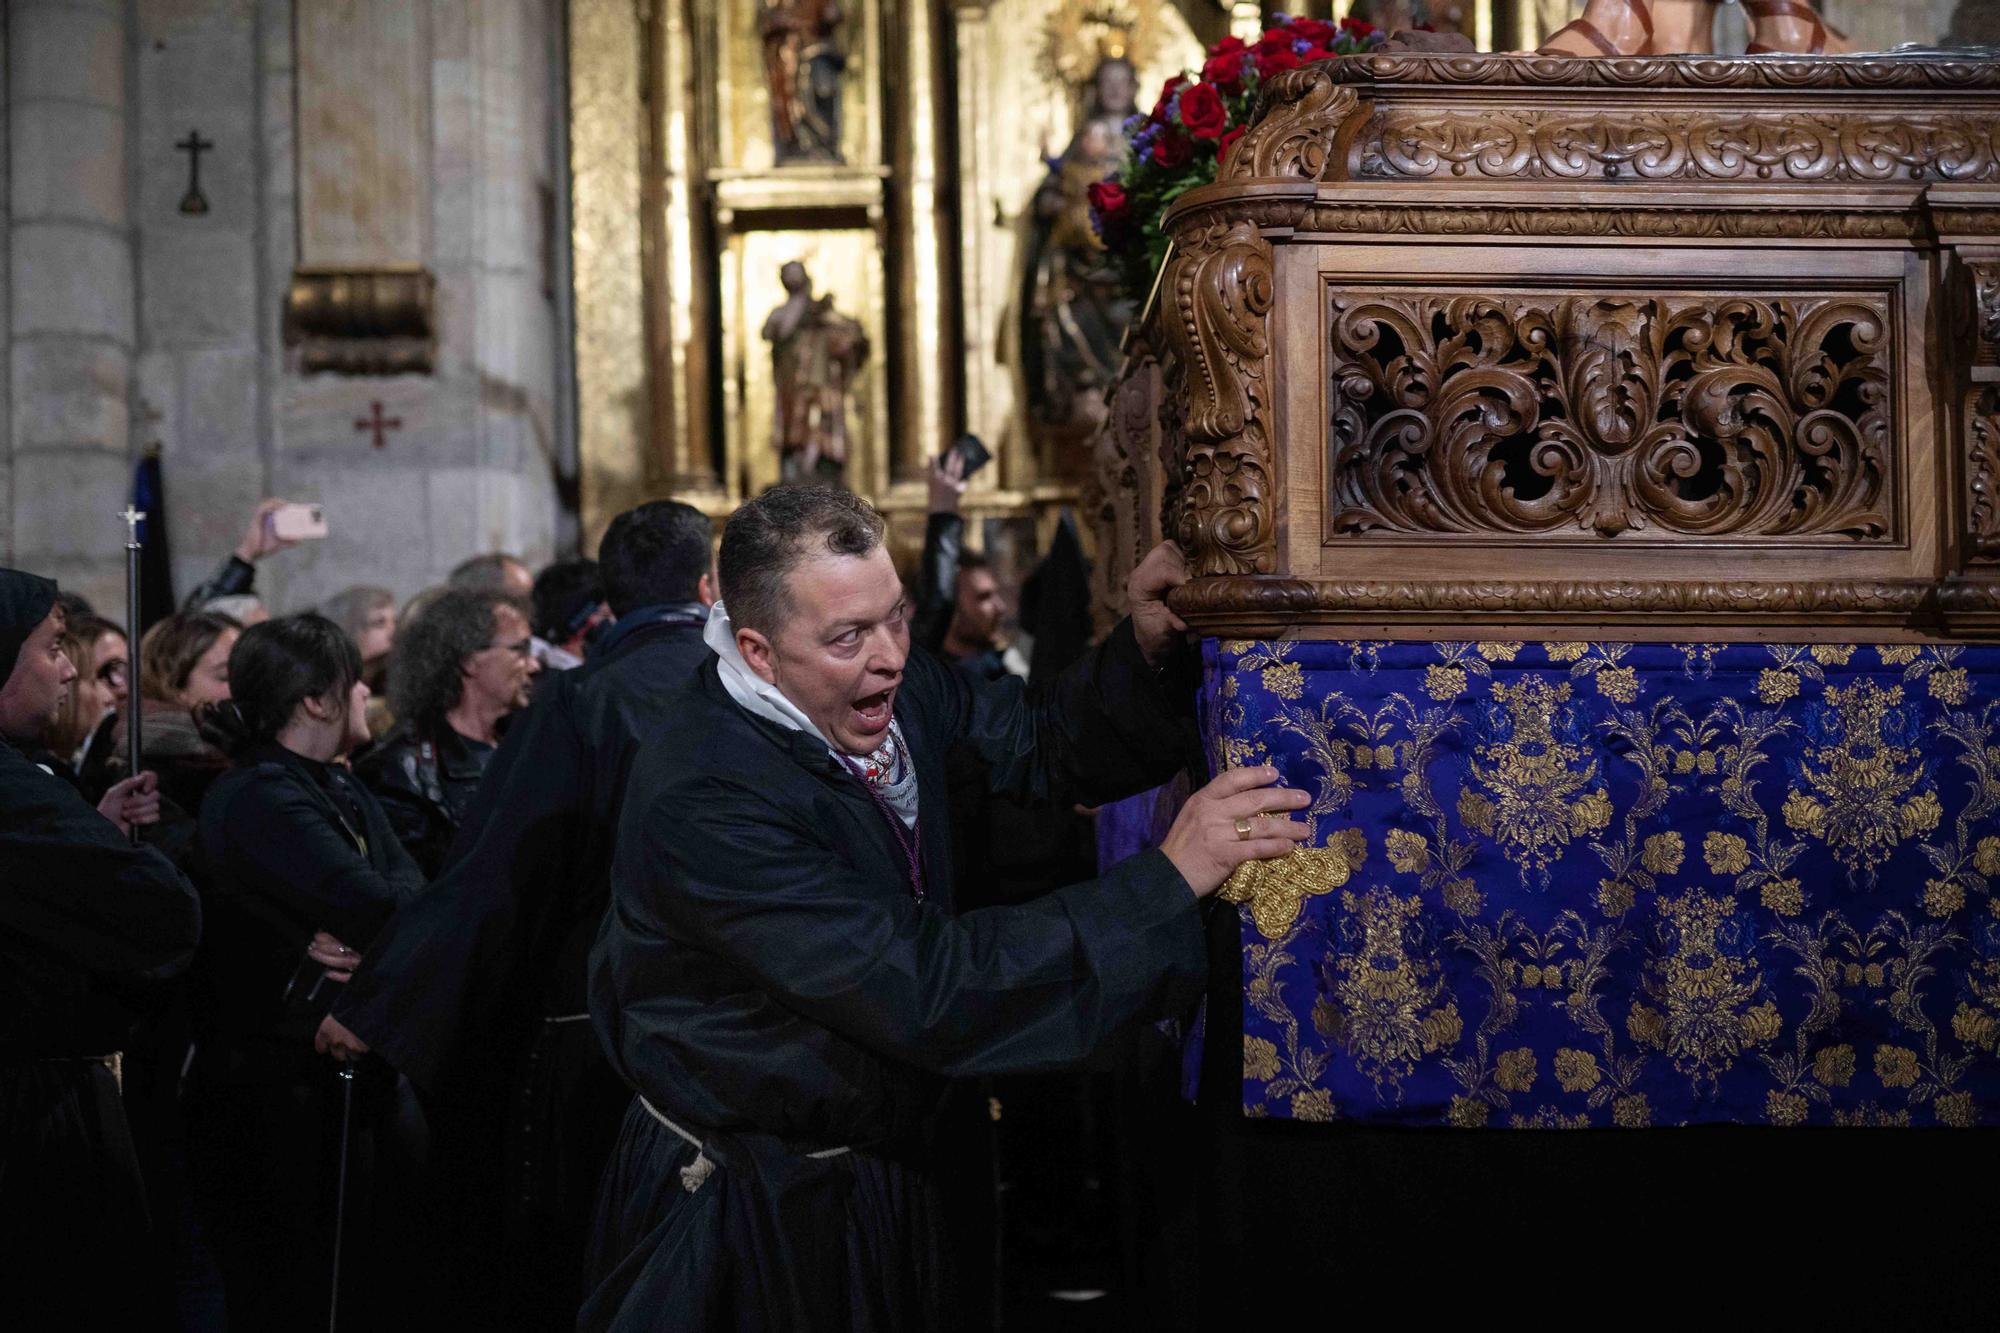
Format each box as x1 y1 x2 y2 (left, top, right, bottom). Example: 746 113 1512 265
0 567 202 1324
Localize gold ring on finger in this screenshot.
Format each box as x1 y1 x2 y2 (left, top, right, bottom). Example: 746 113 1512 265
1234 816 1255 841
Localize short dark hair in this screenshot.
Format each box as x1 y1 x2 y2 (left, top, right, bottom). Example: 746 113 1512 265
599 501 713 616
388 589 522 726
449 552 526 593
55 589 95 621
194 614 360 759
531 558 605 640
320 586 396 644
719 487 886 635
140 611 242 704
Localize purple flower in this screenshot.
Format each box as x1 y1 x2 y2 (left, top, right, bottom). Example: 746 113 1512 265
1293 38 1311 55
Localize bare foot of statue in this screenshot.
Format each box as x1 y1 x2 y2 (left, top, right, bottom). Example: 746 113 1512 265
1743 0 1855 55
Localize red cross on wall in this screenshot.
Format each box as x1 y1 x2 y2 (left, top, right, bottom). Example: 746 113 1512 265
354 400 403 449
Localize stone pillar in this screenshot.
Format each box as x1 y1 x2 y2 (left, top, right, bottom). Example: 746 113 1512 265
6 0 134 609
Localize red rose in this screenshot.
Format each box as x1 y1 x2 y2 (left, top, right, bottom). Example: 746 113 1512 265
1150 127 1192 169
1254 46 1302 79
1217 126 1246 166
1178 82 1228 141
1340 18 1377 38
1287 18 1336 43
1087 179 1128 220
1201 50 1250 93
1206 34 1246 60
1151 74 1187 121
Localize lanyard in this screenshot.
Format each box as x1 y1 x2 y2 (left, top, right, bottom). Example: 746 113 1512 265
835 754 924 903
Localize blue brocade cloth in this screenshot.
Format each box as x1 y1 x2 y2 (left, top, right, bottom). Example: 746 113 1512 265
1200 638 2000 1129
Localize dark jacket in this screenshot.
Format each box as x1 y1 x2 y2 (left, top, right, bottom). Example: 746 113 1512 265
1 737 202 1322
196 744 424 1067
913 511 963 654
1 738 202 1061
354 721 496 878
581 619 1204 1331
181 553 254 612
334 610 713 1090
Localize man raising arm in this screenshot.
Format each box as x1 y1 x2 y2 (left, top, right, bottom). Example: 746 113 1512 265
583 488 1306 1331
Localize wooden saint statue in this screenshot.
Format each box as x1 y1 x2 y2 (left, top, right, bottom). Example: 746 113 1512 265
764 262 869 486
1536 0 1854 55
759 0 846 163
1021 56 1140 448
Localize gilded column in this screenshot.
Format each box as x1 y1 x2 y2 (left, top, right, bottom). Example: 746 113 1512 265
889 0 958 487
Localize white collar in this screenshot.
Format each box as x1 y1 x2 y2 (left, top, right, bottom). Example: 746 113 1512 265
703 600 832 748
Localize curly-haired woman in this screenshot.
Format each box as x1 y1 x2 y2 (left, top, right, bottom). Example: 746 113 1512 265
356 587 539 875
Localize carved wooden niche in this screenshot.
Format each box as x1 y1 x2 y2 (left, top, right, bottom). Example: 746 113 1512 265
1326 290 1895 543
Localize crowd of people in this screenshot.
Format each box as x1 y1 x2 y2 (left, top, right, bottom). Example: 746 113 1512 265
2 473 1306 1331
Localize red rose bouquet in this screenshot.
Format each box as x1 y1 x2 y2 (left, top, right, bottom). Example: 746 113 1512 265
1091 15 1381 305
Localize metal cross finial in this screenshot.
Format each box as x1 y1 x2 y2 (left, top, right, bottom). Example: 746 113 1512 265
120 504 146 548
176 129 212 215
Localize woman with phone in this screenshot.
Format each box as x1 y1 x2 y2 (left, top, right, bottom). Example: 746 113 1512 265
187 614 425 1330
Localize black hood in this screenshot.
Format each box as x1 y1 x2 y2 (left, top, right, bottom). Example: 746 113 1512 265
0 567 59 688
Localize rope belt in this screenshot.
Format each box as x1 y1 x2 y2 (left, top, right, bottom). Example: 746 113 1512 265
542 1013 591 1025
639 1096 851 1194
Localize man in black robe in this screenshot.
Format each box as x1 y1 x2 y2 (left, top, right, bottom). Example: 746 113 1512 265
316 501 720 1325
583 487 1309 1330
0 568 202 1323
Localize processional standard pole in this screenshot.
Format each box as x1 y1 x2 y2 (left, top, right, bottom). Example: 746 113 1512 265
118 504 145 845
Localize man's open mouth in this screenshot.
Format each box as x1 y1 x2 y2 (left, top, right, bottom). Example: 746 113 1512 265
852 686 895 734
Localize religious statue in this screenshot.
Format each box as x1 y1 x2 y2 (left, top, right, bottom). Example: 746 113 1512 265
1020 56 1139 451
763 261 869 485
1536 0 1854 55
759 0 846 163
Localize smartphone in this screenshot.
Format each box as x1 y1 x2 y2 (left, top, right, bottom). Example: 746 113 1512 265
269 502 329 541
946 433 992 482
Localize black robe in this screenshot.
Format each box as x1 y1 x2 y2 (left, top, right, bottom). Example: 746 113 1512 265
0 737 202 1322
583 618 1206 1331
190 743 426 1331
331 611 713 1324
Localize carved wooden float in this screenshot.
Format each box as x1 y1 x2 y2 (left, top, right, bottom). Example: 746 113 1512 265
1132 51 2000 639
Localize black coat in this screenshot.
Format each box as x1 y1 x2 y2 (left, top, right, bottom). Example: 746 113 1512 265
196 744 424 1065
355 721 496 878
1 737 201 1321
582 618 1205 1331
332 610 713 1325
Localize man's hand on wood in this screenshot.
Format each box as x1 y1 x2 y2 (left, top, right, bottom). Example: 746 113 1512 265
1128 541 1191 666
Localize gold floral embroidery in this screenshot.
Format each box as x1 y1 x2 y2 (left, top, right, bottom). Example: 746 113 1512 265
1641 832 1684 876
1643 890 1771 1088
1476 642 1522 662
1612 1093 1652 1127
1261 660 1305 700
1494 1047 1537 1093
1783 681 1932 877
1705 832 1750 876
1466 677 1608 883
1936 1091 1978 1126
1424 664 1466 700
1325 887 1459 1099
1811 645 1857 666
1877 644 1922 665
1243 1036 1280 1083
1543 641 1589 663
1814 1044 1856 1088
1874 1044 1920 1088
1554 1048 1601 1093
1290 1088 1335 1122
1384 829 1429 874
1767 1090 1810 1125
1447 1095 1490 1127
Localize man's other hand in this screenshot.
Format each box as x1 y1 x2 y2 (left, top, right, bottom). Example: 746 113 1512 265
1160 765 1312 897
315 1012 371 1062
1128 541 1190 666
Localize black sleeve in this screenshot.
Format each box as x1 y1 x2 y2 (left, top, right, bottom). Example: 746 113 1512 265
618 773 1205 1079
334 694 591 1089
904 617 1197 809
363 779 448 880
180 554 255 612
0 747 201 983
912 512 962 653
205 773 420 947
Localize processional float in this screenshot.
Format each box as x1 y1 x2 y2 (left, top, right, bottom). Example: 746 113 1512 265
1096 30 2000 1134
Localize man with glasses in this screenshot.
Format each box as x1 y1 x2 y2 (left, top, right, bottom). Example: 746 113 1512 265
357 588 540 876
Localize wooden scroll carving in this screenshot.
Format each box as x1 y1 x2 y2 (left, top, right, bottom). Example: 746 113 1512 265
1219 67 1361 184
1970 388 2000 563
1159 220 1280 576
1360 111 2000 183
1327 293 1892 542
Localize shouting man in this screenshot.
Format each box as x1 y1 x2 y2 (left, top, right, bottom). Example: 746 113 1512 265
583 487 1308 1329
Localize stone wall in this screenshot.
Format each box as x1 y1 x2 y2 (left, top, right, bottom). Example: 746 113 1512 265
2 0 567 615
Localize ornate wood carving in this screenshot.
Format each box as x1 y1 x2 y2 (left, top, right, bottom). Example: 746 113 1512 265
1327 292 1891 542
1085 356 1162 635
1359 110 2000 183
1299 204 1920 241
1329 52 2000 93
1171 576 1940 620
1219 67 1361 184
1158 220 1279 577
1970 388 2000 563
1971 263 2000 350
